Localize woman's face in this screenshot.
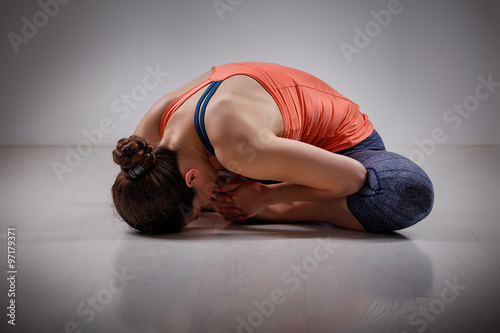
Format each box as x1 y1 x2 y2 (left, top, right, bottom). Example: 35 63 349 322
187 162 218 223
198 163 218 205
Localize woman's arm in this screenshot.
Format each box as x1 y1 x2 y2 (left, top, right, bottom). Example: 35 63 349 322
206 97 367 200
133 92 176 144
214 134 367 201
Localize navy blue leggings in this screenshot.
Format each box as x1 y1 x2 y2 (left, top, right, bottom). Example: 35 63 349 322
337 130 434 232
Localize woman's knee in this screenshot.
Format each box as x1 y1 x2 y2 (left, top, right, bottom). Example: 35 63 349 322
387 172 434 230
346 151 435 232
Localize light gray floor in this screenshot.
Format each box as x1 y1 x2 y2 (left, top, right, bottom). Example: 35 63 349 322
0 145 499 333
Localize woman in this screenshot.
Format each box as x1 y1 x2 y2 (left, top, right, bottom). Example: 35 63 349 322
112 62 434 234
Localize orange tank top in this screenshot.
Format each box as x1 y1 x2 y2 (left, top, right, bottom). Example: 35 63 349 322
160 62 373 153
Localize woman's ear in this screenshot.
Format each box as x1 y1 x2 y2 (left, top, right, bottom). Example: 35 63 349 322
185 169 199 188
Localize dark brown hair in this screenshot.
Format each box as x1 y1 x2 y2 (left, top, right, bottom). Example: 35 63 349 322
111 135 195 233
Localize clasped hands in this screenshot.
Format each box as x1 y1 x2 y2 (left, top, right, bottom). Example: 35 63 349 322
210 175 268 223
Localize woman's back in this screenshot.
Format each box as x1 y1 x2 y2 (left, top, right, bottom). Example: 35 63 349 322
160 62 373 153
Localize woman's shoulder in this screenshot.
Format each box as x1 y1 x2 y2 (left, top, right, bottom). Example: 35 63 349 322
141 69 216 141
171 68 215 97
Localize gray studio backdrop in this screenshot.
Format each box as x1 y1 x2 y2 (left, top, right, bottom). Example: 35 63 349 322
1 0 499 148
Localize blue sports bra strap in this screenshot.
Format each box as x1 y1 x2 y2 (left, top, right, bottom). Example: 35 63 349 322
194 81 222 154
200 81 222 148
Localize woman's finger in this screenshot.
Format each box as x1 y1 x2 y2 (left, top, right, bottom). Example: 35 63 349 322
217 179 242 193
211 192 232 203
217 208 242 220
228 214 248 223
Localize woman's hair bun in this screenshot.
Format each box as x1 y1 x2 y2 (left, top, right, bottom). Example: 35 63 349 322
113 135 156 171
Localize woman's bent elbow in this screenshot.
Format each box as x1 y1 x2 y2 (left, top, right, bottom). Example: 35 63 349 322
339 167 367 198
353 170 368 195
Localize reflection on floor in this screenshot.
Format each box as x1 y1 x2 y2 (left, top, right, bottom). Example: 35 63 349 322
0 145 499 333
